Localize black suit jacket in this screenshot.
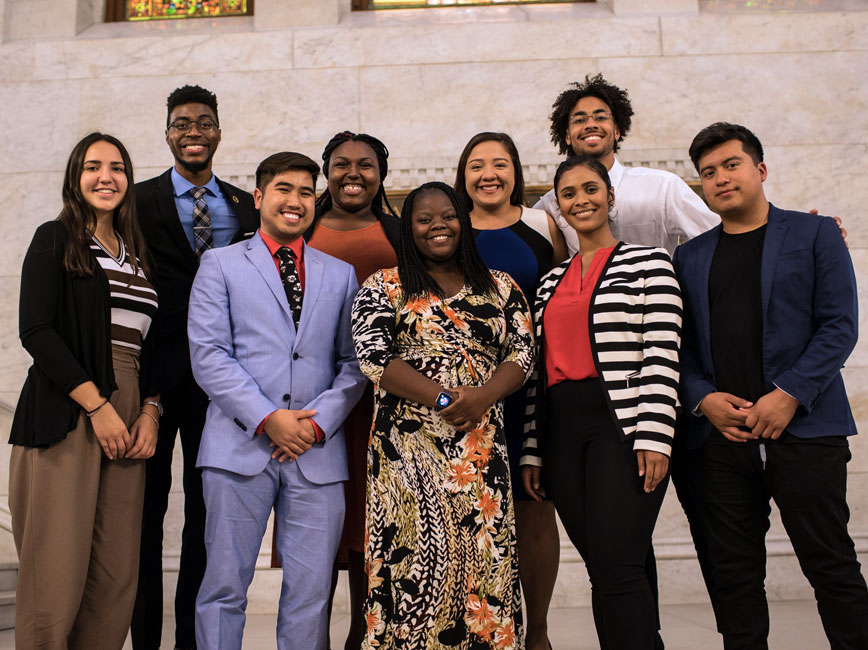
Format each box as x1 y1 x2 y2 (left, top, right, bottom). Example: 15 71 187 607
137 168 258 394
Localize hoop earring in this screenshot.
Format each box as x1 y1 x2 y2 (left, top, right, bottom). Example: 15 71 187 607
608 203 619 221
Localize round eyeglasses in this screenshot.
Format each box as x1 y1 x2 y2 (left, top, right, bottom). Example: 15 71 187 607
168 119 218 133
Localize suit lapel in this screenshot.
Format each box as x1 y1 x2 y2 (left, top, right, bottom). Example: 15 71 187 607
216 177 258 242
296 244 324 346
696 226 721 364
760 204 787 323
155 170 198 270
246 235 296 331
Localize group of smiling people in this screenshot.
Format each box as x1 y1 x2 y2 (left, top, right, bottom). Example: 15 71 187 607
10 74 868 650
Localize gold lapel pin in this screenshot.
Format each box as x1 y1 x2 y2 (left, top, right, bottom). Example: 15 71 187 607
232 195 239 203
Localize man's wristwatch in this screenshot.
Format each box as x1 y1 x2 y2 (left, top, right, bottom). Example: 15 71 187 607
433 390 455 411
143 400 163 418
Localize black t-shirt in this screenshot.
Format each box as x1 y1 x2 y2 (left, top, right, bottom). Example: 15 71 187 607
708 225 767 404
706 224 847 447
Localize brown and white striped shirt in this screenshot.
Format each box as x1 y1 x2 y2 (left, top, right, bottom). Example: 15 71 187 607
90 233 158 351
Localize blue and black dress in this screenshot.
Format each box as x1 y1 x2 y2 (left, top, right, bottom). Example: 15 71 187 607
474 206 555 500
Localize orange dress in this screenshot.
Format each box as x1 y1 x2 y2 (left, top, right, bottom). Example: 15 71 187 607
309 221 398 559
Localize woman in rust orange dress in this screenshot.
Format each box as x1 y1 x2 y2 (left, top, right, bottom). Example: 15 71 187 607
305 131 401 650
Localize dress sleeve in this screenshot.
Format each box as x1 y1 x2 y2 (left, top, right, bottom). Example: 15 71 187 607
351 270 399 385
496 273 535 379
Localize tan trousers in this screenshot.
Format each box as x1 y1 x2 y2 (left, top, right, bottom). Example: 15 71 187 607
9 346 146 650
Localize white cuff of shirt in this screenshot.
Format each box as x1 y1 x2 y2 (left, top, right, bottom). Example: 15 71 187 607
772 383 800 404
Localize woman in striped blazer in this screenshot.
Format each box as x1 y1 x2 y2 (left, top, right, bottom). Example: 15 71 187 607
520 155 682 650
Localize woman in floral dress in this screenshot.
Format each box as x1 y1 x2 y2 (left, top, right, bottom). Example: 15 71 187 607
351 181 534 649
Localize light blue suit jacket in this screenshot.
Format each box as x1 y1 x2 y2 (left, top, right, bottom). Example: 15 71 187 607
188 232 366 483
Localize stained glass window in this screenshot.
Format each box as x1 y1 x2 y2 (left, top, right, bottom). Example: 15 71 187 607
126 0 250 21
363 0 587 8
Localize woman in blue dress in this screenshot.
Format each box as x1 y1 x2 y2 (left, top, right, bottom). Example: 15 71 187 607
455 132 567 650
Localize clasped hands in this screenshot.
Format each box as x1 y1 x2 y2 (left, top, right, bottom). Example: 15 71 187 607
699 388 799 442
91 401 159 460
438 386 494 431
265 408 318 463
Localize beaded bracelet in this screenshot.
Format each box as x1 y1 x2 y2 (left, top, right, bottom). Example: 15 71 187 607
139 410 159 427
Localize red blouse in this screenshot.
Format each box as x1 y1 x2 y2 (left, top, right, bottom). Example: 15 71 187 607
544 246 615 387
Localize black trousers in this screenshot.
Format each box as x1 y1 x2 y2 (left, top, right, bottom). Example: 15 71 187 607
131 371 209 650
691 433 868 650
670 412 715 595
546 379 668 650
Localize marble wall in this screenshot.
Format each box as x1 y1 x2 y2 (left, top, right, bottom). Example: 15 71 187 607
1 0 867 611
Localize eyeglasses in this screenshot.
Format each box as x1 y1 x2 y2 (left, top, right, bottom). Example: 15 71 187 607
168 119 218 133
569 113 613 126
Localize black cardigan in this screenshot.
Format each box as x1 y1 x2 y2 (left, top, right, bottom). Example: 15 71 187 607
10 221 154 448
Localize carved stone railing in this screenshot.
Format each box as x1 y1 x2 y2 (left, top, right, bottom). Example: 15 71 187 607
135 148 702 210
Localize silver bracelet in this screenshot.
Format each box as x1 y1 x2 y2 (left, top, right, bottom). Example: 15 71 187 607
139 410 159 427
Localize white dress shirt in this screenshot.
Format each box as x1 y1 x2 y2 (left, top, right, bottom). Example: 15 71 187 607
534 158 719 256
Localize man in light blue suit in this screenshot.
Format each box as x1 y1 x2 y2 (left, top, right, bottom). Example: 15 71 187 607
674 123 868 650
188 151 366 650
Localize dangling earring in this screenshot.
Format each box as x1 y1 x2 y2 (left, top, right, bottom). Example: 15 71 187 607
608 202 619 221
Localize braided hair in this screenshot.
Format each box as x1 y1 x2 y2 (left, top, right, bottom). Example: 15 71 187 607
397 181 496 300
315 131 399 220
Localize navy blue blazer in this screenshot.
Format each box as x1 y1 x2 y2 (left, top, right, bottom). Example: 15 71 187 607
673 204 858 449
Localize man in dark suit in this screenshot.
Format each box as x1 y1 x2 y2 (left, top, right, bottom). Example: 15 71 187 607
674 122 868 650
133 84 258 650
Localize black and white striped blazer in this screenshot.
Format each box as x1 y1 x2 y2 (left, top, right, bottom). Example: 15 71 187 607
521 243 682 465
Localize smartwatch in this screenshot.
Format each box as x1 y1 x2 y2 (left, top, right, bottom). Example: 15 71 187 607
433 390 455 411
143 399 163 417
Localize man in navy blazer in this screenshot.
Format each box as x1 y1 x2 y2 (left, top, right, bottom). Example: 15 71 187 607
674 122 868 650
187 152 366 650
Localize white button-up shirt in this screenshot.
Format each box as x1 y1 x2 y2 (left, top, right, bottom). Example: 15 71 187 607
534 158 719 256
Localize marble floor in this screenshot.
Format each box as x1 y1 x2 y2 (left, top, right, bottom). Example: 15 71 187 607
0 599 831 649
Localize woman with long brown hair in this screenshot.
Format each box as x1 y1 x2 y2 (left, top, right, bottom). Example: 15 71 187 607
9 132 160 649
454 131 567 650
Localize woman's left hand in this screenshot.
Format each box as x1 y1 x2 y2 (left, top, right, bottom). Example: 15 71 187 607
127 412 159 459
440 386 492 430
636 450 669 493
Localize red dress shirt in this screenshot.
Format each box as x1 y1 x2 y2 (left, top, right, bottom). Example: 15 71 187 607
256 230 323 443
544 246 615 387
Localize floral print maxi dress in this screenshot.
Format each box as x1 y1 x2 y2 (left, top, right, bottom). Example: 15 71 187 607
351 267 534 650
